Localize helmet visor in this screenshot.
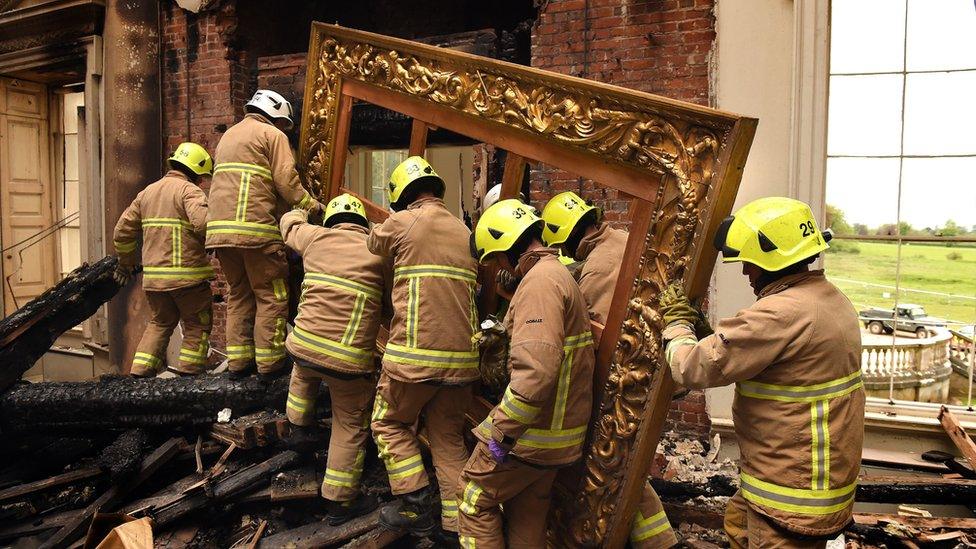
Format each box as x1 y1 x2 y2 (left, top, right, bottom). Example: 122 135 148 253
713 216 740 258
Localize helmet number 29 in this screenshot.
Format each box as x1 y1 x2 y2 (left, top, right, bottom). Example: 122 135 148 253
799 220 815 237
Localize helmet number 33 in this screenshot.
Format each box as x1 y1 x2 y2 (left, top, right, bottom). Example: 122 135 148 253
513 207 527 219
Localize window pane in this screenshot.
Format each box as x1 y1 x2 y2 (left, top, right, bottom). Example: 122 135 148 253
906 0 976 72
825 158 900 231
903 71 976 156
827 74 903 156
830 0 906 74
900 157 976 232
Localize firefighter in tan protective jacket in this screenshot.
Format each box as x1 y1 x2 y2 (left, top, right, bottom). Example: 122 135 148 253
659 197 864 548
459 199 595 549
541 190 677 548
279 193 388 526
113 142 215 377
368 156 480 537
206 89 324 378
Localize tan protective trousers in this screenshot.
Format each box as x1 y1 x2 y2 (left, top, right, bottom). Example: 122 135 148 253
215 245 290 374
286 362 376 502
371 371 472 532
456 441 558 549
725 491 830 549
631 483 678 549
131 283 212 376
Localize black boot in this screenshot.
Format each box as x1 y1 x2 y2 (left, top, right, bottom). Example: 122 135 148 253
284 425 322 452
378 486 437 536
258 360 292 383
228 362 256 379
326 493 379 526
430 527 462 548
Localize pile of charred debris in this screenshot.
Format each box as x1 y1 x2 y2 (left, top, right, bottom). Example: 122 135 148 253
4 260 976 547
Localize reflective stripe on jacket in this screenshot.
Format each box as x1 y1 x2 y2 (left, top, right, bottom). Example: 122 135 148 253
669 270 864 536
206 114 319 249
112 170 213 291
367 197 480 384
475 250 596 466
575 222 628 326
280 210 389 375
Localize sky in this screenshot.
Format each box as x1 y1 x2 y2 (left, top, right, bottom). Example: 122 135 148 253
825 0 976 230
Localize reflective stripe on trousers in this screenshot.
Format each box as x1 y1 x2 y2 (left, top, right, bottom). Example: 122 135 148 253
630 509 672 543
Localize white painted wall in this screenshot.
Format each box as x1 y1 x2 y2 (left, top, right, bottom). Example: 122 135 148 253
707 0 829 420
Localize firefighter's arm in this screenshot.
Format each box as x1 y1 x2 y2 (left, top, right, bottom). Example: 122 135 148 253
267 130 321 214
488 274 565 443
112 193 143 267
366 213 407 258
183 185 208 238
667 301 798 389
279 209 315 256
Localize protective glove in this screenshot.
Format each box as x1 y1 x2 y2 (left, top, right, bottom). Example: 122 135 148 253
472 316 510 393
488 439 510 464
694 308 714 339
495 269 519 296
658 283 701 327
112 262 134 286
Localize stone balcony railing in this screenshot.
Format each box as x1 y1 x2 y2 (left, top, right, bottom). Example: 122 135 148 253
861 330 952 403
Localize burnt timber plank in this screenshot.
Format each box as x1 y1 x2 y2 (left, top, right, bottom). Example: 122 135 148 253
0 468 101 503
257 509 387 549
39 437 182 549
0 256 122 392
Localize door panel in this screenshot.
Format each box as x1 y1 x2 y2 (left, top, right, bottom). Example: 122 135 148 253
0 78 56 315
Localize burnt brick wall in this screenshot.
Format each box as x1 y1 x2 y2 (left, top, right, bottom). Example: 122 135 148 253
161 1 252 354
531 0 716 437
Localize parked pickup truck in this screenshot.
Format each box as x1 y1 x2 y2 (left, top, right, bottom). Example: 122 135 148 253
859 304 946 338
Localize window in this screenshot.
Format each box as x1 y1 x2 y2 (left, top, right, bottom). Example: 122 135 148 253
343 146 475 219
825 1 976 407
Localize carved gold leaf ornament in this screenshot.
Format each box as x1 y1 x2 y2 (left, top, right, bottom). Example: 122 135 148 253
298 24 754 548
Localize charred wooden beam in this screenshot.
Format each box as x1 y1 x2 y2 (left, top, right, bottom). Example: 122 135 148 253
0 373 290 433
0 468 101 504
150 450 300 529
39 437 182 549
257 509 391 549
0 256 122 392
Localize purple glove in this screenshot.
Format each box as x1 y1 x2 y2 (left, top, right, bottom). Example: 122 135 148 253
488 439 510 464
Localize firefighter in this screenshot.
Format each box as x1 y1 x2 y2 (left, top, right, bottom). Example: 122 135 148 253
541 190 677 548
459 199 595 549
279 193 387 525
113 142 215 377
368 156 480 536
659 197 864 547
206 89 323 378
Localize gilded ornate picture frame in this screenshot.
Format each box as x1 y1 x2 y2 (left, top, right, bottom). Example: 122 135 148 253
298 23 757 547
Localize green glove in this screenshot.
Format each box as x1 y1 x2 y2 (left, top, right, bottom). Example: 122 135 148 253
694 308 714 339
658 283 700 327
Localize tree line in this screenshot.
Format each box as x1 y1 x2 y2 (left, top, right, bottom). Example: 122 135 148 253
826 205 975 238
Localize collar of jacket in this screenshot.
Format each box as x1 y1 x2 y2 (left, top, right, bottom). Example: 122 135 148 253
575 221 610 261
164 169 189 182
244 112 273 125
406 196 445 210
514 247 558 278
758 269 825 299
332 222 369 235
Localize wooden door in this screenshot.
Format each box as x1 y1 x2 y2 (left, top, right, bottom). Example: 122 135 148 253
0 77 56 316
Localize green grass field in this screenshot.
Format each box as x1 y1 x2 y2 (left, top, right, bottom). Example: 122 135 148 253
824 240 976 327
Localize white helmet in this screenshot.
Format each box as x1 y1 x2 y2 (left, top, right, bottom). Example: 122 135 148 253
245 89 294 130
483 184 503 211
482 183 527 213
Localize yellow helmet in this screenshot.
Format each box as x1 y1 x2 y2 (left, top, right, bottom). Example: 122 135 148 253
323 193 368 227
168 142 213 176
714 197 831 272
388 156 444 211
540 191 598 246
472 199 543 263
